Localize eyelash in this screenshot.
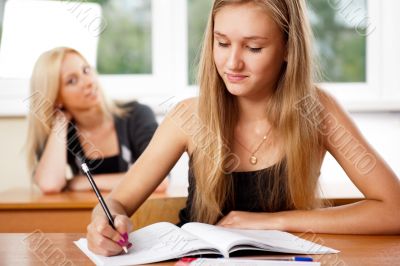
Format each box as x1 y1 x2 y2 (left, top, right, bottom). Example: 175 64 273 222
248 47 262 53
217 42 262 53
218 42 229 48
83 66 91 74
67 77 77 85
66 66 91 85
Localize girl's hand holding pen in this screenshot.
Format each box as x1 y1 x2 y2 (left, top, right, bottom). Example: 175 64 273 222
82 163 133 256
87 214 133 256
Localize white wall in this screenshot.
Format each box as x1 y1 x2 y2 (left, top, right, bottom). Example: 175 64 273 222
0 117 31 191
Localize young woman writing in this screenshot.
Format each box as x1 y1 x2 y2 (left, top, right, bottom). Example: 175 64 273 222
86 0 400 256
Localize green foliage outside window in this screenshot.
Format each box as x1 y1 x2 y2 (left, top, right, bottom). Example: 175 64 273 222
188 0 212 85
61 0 152 74
94 0 151 74
308 0 366 82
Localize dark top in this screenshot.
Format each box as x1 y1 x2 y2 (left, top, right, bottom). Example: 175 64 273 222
66 101 158 175
177 160 291 226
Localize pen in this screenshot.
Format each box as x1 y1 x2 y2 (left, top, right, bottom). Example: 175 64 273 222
81 163 129 254
237 256 314 262
178 256 314 264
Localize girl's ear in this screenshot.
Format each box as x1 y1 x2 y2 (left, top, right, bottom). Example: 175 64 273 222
54 97 63 110
54 102 63 110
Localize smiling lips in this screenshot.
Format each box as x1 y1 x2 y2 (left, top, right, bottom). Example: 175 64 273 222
226 73 248 82
84 87 97 98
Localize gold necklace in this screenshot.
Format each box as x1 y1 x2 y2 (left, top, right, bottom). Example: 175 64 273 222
235 128 271 165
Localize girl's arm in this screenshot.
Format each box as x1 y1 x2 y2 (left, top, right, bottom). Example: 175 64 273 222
126 102 170 193
67 173 170 192
108 99 192 216
218 91 400 234
87 99 194 256
68 173 125 191
33 111 70 194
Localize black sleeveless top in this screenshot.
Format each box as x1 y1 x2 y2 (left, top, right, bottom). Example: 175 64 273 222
177 160 292 226
66 101 158 176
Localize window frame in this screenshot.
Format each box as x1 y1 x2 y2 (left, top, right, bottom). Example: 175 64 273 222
320 0 381 110
0 0 399 116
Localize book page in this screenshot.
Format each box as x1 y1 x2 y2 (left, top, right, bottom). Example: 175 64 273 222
228 228 339 254
182 223 338 255
74 222 221 266
182 222 260 256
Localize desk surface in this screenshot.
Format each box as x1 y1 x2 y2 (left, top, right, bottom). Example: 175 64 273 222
0 187 363 233
0 187 187 233
0 187 180 209
0 233 398 266
0 187 362 209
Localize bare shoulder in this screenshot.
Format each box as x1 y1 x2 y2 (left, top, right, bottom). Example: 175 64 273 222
316 87 342 113
165 97 199 129
314 87 359 147
167 97 198 118
162 97 199 152
315 87 355 123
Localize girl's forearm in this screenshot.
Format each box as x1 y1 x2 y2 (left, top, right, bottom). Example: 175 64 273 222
68 173 125 191
70 173 169 193
276 199 400 234
34 125 68 193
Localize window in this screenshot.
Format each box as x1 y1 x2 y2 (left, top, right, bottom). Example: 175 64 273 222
308 0 367 83
0 0 180 115
0 0 101 78
0 0 399 116
93 0 152 74
0 0 152 76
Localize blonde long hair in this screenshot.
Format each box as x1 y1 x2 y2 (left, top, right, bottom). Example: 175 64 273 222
26 47 121 175
192 0 323 224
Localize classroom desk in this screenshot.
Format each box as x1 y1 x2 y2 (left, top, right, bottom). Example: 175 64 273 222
0 187 186 233
0 187 362 233
0 233 398 266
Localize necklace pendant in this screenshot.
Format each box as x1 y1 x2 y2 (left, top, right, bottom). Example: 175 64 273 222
250 156 257 165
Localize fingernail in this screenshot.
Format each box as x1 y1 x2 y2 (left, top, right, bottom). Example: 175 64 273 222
127 242 132 249
122 233 128 241
117 239 125 246
180 258 197 263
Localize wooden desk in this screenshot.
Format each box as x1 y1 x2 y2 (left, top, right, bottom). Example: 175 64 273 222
0 187 362 233
0 187 186 233
0 233 398 265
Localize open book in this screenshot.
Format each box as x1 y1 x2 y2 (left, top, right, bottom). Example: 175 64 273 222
74 222 339 266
